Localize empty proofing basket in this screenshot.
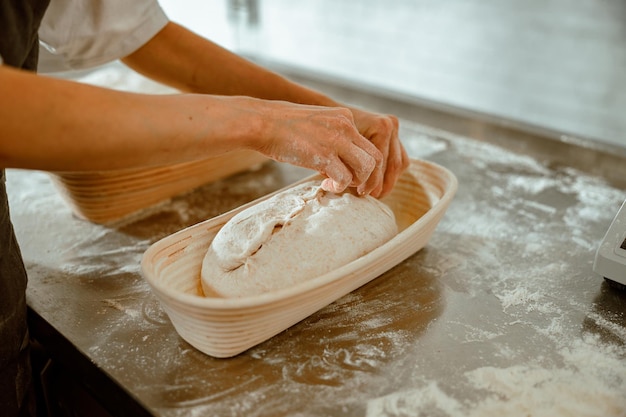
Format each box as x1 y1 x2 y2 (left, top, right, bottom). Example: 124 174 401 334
50 150 268 224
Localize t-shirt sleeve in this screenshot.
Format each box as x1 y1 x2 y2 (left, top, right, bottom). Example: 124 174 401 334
37 0 169 73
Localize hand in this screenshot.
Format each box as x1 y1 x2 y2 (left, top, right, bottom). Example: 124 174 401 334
122 22 408 196
349 107 410 198
254 101 383 194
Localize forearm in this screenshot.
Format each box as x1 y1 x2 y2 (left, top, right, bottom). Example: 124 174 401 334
122 21 408 197
122 22 340 107
0 65 258 171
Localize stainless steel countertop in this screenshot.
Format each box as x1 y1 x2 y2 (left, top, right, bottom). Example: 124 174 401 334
8 68 626 416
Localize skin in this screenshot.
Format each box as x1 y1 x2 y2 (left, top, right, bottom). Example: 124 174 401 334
0 22 409 197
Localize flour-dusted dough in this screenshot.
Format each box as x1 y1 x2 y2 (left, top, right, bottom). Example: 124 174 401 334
201 180 398 298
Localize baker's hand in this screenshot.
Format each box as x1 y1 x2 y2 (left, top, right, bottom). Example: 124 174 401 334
349 107 410 198
254 102 383 194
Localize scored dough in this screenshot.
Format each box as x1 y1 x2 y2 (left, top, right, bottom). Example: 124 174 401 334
201 180 398 298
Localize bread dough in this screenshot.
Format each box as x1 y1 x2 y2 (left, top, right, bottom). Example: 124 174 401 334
201 180 398 298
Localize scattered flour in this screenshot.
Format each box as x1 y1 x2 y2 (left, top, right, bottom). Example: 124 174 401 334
362 122 626 417
465 363 626 417
366 335 626 417
365 382 464 417
496 286 542 311
8 119 626 417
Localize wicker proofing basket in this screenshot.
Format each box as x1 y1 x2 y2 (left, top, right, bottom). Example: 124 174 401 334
49 150 268 224
140 158 458 358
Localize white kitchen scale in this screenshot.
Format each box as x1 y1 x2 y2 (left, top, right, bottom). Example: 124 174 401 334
594 199 626 290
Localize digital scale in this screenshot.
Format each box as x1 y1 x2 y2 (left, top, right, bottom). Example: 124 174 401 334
594 199 626 290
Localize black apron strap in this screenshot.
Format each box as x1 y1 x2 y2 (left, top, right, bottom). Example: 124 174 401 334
0 0 51 70
0 171 34 416
1 0 52 415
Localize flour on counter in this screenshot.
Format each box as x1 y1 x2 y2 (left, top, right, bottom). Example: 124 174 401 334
9 117 626 417
496 286 542 311
465 362 626 417
366 334 626 417
362 122 626 417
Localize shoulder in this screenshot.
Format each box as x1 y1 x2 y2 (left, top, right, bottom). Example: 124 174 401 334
39 0 169 71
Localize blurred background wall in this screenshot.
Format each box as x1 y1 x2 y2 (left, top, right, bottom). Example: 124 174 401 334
159 0 626 148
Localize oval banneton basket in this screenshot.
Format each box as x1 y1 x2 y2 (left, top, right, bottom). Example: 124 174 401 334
49 150 268 224
141 158 458 358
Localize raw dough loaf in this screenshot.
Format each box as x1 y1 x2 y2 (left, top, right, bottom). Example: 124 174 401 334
201 180 398 298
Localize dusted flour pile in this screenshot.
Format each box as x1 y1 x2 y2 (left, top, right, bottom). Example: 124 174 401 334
201 180 398 297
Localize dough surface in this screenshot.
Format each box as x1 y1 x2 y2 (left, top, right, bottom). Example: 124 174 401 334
201 180 398 298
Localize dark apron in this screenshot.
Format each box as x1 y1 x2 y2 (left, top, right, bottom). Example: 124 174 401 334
0 0 51 415
0 172 32 416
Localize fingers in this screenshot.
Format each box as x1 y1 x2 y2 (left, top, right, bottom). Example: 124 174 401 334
318 139 380 194
358 116 395 197
320 178 345 193
374 115 409 198
319 156 354 193
254 101 403 196
350 111 409 198
379 129 410 197
291 107 382 194
299 109 405 197
342 138 380 187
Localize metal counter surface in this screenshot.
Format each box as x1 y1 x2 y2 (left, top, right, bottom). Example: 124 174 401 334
8 94 626 415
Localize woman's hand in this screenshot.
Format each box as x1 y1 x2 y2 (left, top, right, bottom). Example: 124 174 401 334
249 101 383 195
247 100 409 198
350 107 410 198
123 22 408 197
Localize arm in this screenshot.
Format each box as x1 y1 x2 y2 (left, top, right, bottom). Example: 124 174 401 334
0 64 377 191
120 22 335 104
121 22 408 197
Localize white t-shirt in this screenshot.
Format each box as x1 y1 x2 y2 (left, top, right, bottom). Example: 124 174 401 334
37 0 169 73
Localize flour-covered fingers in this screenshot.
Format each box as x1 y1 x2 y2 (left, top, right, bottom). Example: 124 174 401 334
342 140 381 190
356 118 393 197
379 130 410 197
320 160 353 193
247 101 388 193
347 109 409 198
